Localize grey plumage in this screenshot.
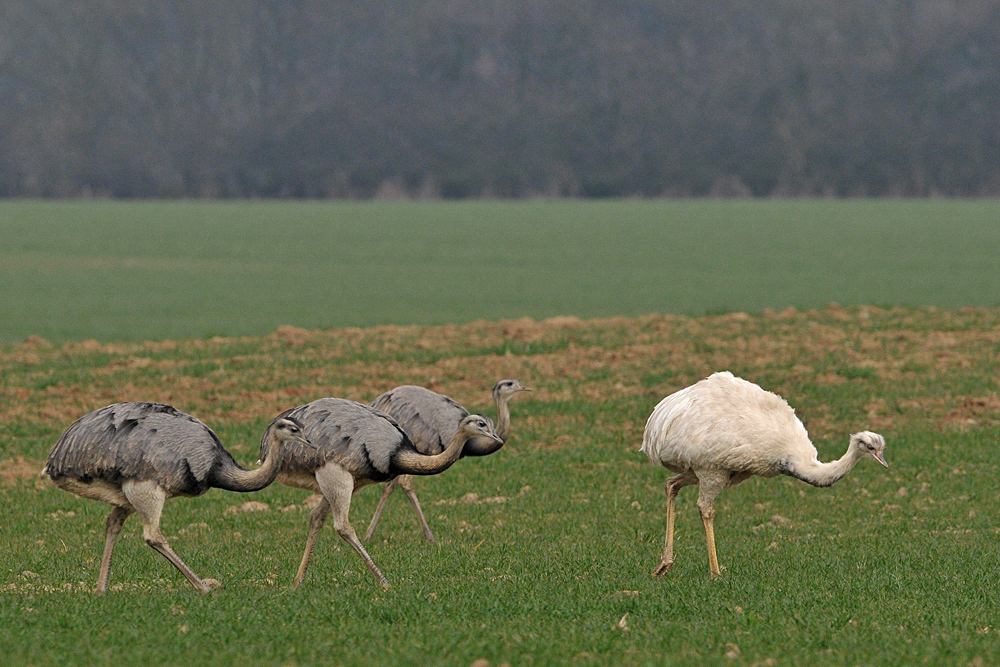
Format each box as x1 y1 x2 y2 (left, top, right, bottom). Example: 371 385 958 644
369 385 478 456
364 379 530 543
263 399 414 481
43 402 310 594
48 403 241 495
266 397 501 589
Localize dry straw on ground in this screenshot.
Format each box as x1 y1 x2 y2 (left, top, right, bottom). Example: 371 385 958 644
3 306 999 447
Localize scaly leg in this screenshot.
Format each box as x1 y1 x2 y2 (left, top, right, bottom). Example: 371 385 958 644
695 470 728 580
122 480 213 595
96 505 133 594
316 462 390 590
652 472 696 577
363 477 399 542
398 475 436 543
292 495 332 589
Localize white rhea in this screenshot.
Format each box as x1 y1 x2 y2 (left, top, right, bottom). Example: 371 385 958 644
641 371 888 579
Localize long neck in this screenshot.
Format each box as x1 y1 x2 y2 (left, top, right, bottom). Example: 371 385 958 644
462 395 510 457
211 438 283 492
788 443 864 488
494 393 511 441
392 429 472 476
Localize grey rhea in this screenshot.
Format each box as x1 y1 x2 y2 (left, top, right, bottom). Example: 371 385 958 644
262 397 502 589
641 372 888 579
364 379 530 543
41 402 310 594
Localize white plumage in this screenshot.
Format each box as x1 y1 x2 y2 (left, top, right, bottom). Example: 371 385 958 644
641 371 887 579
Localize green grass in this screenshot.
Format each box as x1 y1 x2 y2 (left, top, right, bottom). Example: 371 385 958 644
10 429 999 667
3 309 1000 665
3 199 1000 342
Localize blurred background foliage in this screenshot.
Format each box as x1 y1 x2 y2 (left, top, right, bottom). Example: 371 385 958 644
2 0 999 198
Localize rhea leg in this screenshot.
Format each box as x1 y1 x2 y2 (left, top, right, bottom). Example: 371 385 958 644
652 472 697 577
695 471 728 579
363 477 399 542
122 480 213 595
306 463 391 590
292 495 332 589
96 505 133 594
397 475 436 543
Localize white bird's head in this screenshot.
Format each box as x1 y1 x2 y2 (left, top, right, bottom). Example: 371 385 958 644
851 431 887 468
493 378 531 400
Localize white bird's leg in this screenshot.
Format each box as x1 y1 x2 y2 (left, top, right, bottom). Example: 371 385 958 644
316 463 391 590
363 477 399 542
652 472 696 577
292 495 332 589
96 505 133 594
397 475 436 543
695 471 729 580
122 480 213 595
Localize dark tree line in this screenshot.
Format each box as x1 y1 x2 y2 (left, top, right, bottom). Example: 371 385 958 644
2 0 999 198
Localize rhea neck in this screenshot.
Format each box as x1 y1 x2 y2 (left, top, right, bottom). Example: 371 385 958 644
462 391 513 457
211 433 284 492
785 442 865 488
392 428 478 476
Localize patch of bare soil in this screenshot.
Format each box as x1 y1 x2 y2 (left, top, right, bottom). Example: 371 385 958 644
272 325 314 346
224 501 270 516
943 396 1000 429
4 307 1000 440
0 457 42 486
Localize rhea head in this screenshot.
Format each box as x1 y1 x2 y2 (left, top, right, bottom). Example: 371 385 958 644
851 431 887 467
493 379 531 400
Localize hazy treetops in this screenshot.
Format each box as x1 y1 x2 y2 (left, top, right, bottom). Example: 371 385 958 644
2 0 998 198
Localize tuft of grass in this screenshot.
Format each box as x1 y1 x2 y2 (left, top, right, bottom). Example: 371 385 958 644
835 365 877 380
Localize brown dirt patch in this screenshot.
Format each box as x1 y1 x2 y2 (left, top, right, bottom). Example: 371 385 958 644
943 396 1000 429
0 457 43 486
272 325 314 346
4 306 1000 444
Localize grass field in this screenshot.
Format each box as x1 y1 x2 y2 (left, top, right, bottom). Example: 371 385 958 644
3 307 1000 666
2 199 1000 342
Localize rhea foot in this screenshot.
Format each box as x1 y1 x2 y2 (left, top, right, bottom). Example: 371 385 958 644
651 560 674 577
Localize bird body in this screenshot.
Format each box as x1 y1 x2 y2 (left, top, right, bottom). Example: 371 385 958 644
369 385 472 456
364 379 530 542
642 371 814 480
263 398 409 485
266 397 501 589
43 402 309 594
47 403 245 498
641 372 888 578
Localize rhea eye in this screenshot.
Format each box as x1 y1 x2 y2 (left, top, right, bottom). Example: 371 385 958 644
865 443 874 450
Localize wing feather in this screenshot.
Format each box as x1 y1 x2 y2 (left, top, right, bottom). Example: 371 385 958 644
370 386 469 455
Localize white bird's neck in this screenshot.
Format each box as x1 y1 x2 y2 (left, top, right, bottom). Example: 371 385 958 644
787 443 864 488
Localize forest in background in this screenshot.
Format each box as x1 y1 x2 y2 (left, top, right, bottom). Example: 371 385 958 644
2 0 999 199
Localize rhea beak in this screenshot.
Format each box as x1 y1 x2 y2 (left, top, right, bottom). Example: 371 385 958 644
490 432 504 444
520 384 533 392
873 451 888 468
297 435 317 449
